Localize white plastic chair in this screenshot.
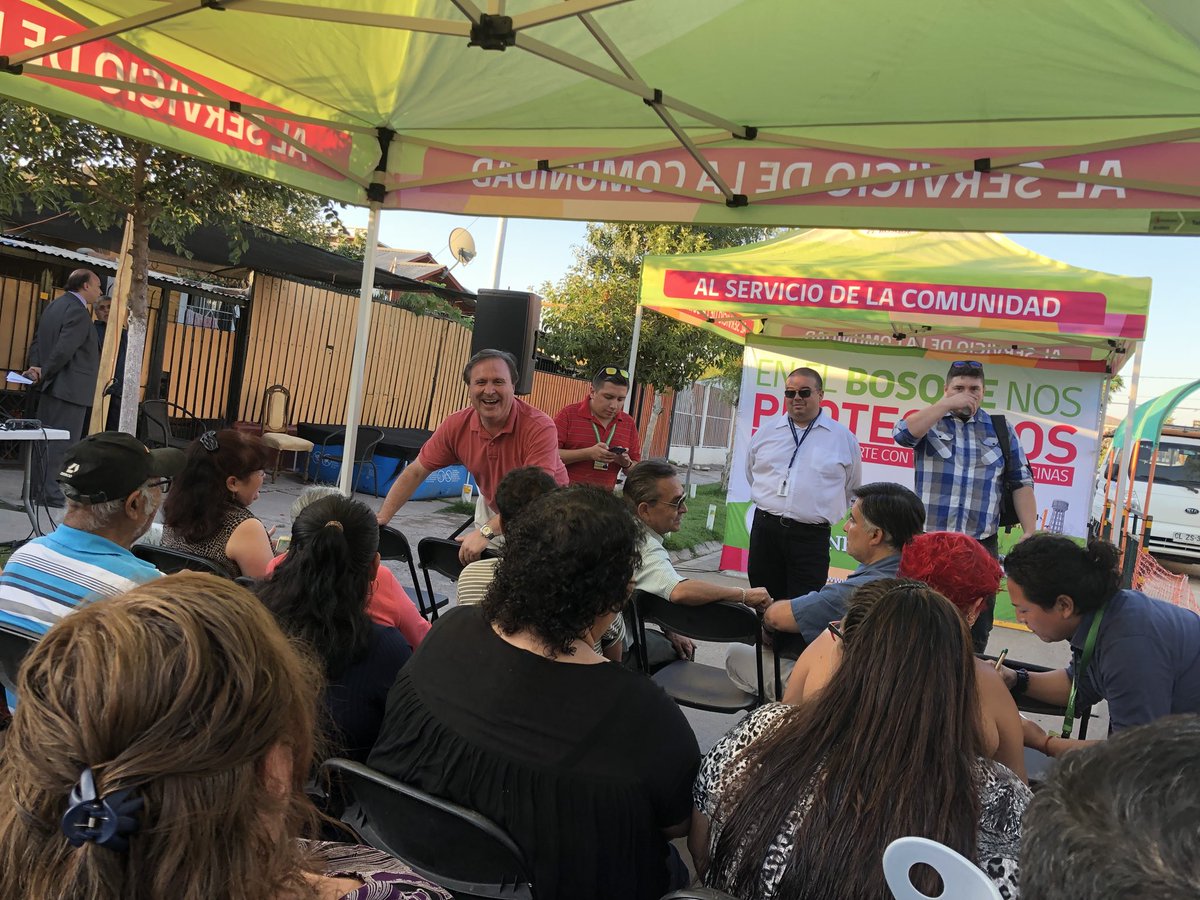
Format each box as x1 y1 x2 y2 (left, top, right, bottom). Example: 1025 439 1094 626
883 836 1002 900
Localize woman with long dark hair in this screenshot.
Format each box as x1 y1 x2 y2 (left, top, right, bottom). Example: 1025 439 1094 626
257 494 411 762
1002 534 1200 757
161 429 274 578
0 573 450 900
693 584 1029 899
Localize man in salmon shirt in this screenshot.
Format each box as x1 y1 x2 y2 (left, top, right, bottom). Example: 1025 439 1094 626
554 365 642 490
376 349 568 563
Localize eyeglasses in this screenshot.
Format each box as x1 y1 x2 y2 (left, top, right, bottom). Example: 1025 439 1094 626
199 431 220 452
652 494 687 510
784 388 816 399
826 621 845 641
949 360 983 371
146 477 172 494
599 366 630 379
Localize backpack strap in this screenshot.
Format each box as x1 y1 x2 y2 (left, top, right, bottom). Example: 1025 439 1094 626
990 413 1014 485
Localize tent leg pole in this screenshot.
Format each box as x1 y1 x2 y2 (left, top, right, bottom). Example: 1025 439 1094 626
1114 342 1144 565
490 217 508 289
339 202 383 497
624 303 644 414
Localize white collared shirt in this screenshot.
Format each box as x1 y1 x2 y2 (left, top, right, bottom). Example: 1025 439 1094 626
745 412 862 524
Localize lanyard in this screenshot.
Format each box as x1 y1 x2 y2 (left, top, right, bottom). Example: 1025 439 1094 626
1061 605 1105 738
786 410 821 473
591 420 617 445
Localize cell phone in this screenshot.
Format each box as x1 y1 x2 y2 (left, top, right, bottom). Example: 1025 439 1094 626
609 446 627 455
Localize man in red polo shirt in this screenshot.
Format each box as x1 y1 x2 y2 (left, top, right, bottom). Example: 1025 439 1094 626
376 349 568 562
554 366 643 490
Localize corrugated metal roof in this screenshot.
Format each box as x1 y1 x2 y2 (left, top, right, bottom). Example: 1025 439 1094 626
0 235 247 302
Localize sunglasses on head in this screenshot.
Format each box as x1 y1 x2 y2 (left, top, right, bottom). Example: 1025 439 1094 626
784 388 816 399
600 366 630 379
949 359 983 371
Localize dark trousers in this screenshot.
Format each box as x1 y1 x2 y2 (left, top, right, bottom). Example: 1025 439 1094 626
748 509 831 601
971 533 1000 654
34 393 87 502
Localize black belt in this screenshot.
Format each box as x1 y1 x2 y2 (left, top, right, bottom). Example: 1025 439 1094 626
756 509 830 530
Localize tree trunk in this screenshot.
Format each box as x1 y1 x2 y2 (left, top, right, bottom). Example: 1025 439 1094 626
118 167 150 434
644 390 666 460
720 395 739 493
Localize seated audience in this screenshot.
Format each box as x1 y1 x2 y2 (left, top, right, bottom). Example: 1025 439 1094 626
161 428 274 578
1002 535 1200 755
258 495 412 762
0 432 179 632
692 584 1030 899
1021 714 1200 900
0 573 450 900
369 485 700 900
267 485 429 648
731 481 924 697
455 465 558 606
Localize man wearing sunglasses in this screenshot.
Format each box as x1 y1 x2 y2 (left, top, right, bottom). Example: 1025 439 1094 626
893 359 1037 651
0 432 182 633
554 365 642 490
744 367 862 614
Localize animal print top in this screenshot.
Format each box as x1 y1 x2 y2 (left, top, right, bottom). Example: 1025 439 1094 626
693 703 1029 899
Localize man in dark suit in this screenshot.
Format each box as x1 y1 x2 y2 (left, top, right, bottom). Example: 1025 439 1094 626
23 268 103 506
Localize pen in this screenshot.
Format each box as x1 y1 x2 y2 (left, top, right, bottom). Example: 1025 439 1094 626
994 648 1009 671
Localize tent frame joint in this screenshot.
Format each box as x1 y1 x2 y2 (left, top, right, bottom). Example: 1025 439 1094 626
469 14 516 50
0 57 23 76
201 0 227 10
726 193 748 208
734 126 758 141
973 157 992 173
537 159 550 171
643 88 663 107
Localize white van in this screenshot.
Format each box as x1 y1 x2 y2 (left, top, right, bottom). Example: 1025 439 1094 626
1092 427 1200 560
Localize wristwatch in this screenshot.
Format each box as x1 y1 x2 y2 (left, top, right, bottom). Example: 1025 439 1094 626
479 523 497 541
1010 667 1029 697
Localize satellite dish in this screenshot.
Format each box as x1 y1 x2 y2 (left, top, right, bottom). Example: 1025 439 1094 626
449 227 477 266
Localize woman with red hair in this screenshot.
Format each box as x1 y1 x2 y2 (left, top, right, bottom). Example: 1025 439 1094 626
784 531 1026 782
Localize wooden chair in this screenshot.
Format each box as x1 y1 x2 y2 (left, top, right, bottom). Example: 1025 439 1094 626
259 384 314 482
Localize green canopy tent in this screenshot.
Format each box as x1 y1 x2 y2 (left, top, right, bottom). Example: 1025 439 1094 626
1 0 1195 489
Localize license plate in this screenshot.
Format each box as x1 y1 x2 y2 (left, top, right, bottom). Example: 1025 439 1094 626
1173 532 1200 545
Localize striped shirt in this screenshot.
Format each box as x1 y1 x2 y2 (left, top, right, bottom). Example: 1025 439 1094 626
0 525 162 634
893 409 1033 540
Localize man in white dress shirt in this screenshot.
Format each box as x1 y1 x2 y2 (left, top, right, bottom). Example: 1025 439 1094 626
744 366 862 612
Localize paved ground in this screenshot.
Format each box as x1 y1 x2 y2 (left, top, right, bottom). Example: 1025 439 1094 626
8 461 1200 755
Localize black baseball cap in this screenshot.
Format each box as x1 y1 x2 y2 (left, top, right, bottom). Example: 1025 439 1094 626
57 432 186 503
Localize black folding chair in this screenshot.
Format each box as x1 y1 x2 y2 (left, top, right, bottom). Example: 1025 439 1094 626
0 618 40 697
416 537 465 621
318 427 386 496
131 544 233 579
984 654 1093 739
138 399 215 450
632 590 766 713
378 525 434 616
659 890 741 900
322 758 535 899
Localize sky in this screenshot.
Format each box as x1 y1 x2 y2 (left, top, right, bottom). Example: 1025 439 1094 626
341 207 1198 421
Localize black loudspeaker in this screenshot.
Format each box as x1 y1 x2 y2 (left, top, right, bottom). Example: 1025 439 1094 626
469 289 541 395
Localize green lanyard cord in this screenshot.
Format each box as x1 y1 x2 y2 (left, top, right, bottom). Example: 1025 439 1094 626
1062 605 1105 739
591 420 617 445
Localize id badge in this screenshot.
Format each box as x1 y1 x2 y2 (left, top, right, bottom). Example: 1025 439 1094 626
777 480 790 497
594 460 610 471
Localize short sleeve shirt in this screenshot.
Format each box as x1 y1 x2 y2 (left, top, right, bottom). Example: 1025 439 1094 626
632 526 684 601
554 398 643 489
417 397 569 507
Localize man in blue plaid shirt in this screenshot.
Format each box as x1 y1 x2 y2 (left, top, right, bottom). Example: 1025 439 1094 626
893 360 1036 651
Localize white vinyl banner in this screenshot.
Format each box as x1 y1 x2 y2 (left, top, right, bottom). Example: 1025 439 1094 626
721 341 1106 613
